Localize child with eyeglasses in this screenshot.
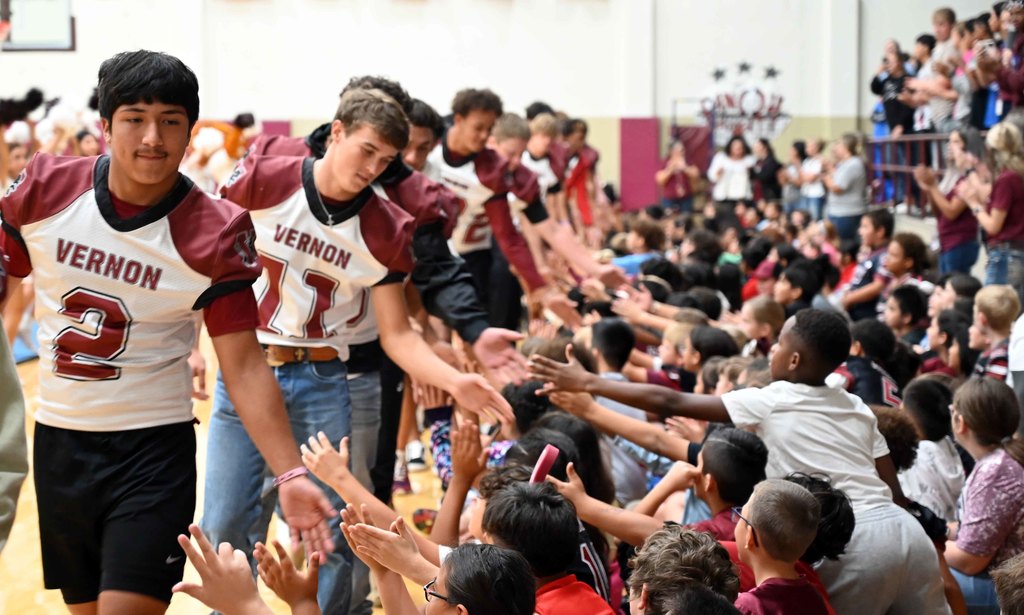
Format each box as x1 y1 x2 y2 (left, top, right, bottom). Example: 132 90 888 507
732 479 829 615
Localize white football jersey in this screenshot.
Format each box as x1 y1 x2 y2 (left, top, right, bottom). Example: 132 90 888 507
222 155 414 360
0 154 262 431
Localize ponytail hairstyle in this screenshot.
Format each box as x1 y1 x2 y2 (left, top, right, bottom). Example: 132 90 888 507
953 377 1024 466
937 309 979 377
850 319 921 389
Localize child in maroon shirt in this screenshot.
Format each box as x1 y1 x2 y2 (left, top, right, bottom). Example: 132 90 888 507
733 479 830 615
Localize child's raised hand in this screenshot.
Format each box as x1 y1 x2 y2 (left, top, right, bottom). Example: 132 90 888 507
662 461 702 490
546 461 588 505
665 416 708 443
172 524 270 615
451 419 488 483
549 391 596 418
340 505 387 576
347 516 423 579
254 540 319 611
301 432 350 486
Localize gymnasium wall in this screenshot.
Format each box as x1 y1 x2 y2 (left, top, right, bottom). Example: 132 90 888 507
1 0 983 208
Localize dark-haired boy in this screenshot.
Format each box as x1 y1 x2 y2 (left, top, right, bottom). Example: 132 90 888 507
531 308 950 614
424 88 581 330
839 209 894 321
480 481 614 615
0 50 336 612
885 284 929 345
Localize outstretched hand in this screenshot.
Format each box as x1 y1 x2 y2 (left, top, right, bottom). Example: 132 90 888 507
301 432 350 488
546 462 588 506
172 524 271 615
277 476 336 562
448 372 514 426
254 540 319 612
549 391 596 418
529 348 595 394
471 327 529 386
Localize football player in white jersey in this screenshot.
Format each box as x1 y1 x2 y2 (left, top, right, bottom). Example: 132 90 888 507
203 88 511 614
0 50 335 615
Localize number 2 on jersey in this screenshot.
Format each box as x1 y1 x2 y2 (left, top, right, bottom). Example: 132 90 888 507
52 288 132 381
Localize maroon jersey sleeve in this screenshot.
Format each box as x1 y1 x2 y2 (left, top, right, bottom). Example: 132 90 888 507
203 286 261 337
361 196 416 284
1 154 94 278
382 170 460 238
483 197 547 292
220 154 305 212
247 133 312 158
169 191 263 310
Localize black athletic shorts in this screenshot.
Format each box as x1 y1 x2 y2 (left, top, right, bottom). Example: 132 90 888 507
34 421 197 604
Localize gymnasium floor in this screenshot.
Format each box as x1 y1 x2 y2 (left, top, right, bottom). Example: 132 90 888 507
0 334 440 613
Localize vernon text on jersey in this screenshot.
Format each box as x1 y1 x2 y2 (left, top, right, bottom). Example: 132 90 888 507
273 224 353 269
56 238 162 291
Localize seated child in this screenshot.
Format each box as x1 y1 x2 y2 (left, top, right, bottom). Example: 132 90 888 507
970 284 1021 382
733 479 830 615
736 295 785 358
627 524 740 612
774 258 827 318
922 309 977 378
828 319 905 407
882 233 933 299
884 285 929 346
897 378 964 522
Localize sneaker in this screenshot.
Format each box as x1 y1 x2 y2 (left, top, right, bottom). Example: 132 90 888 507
392 454 413 495
406 440 427 472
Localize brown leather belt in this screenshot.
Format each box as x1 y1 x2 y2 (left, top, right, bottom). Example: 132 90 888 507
264 345 339 366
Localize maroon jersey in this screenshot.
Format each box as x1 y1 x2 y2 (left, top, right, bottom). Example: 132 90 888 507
0 154 261 431
222 154 416 358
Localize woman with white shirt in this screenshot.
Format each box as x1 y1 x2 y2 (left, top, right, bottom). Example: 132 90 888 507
799 138 827 220
707 136 754 231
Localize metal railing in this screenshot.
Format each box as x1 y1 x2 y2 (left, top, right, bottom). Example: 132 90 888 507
864 132 951 216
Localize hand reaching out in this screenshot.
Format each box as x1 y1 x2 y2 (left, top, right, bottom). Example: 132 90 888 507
448 372 514 426
301 432 351 488
549 391 596 418
450 419 488 483
470 327 528 386
529 349 596 394
665 416 708 443
254 540 319 612
660 461 703 491
546 462 589 506
277 477 336 561
172 524 272 615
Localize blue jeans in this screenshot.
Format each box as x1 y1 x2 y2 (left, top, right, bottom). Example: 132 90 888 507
347 370 382 615
202 361 353 615
951 568 999 615
939 241 980 275
985 246 1024 304
829 214 862 241
800 195 825 220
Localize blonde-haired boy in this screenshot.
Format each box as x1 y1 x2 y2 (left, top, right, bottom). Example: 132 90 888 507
969 285 1022 381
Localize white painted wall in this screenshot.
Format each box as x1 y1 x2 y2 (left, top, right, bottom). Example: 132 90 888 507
0 0 994 122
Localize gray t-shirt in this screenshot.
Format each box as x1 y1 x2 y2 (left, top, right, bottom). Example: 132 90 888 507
826 157 868 218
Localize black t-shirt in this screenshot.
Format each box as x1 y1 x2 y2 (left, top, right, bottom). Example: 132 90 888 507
870 73 915 132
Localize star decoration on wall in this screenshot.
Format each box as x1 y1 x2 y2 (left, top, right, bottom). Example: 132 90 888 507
765 66 780 79
738 62 752 74
712 68 727 81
